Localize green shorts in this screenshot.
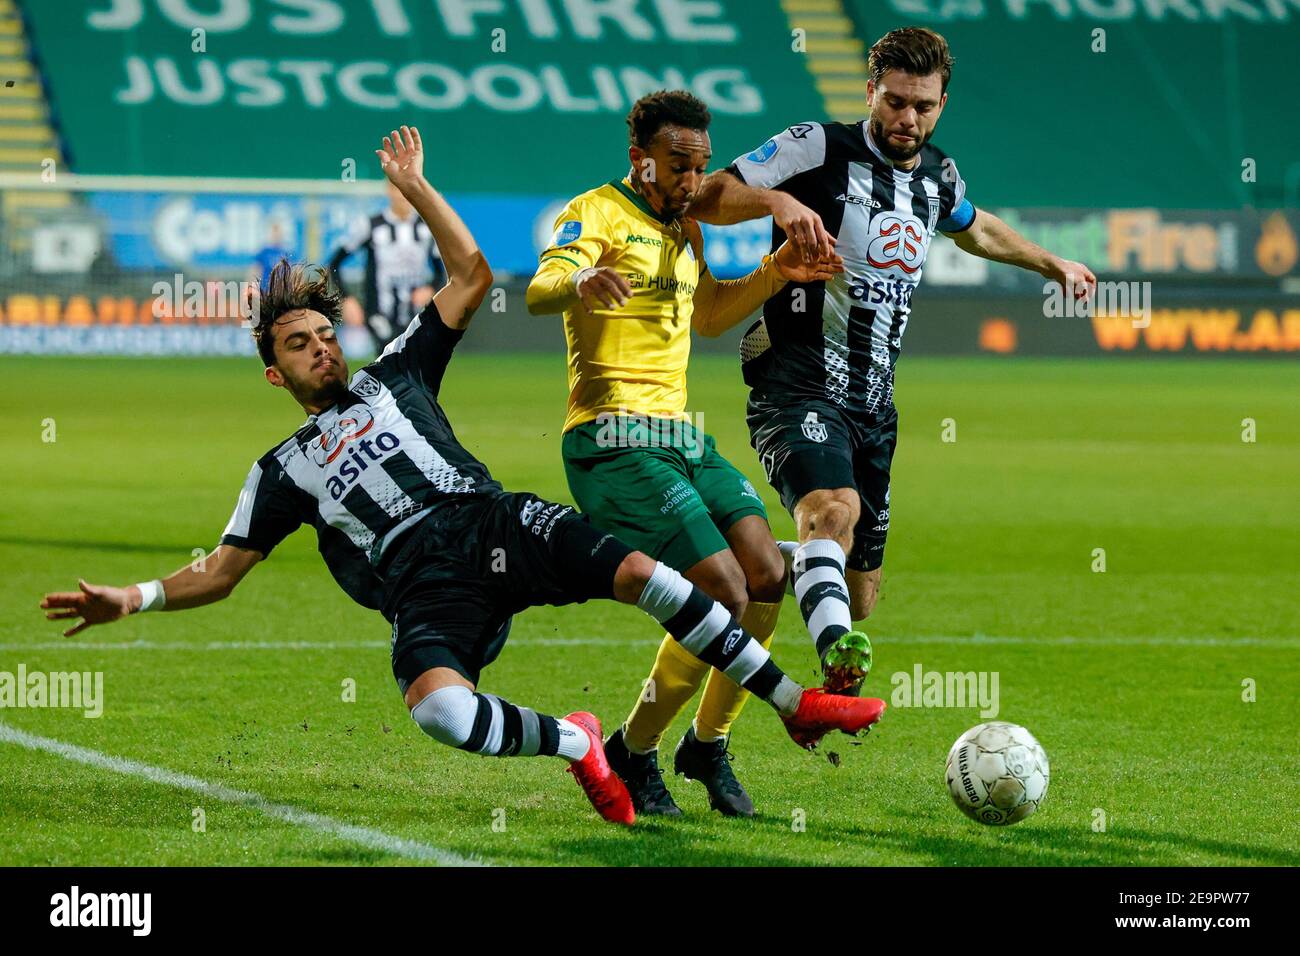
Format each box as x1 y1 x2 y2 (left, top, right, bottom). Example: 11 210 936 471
562 415 768 571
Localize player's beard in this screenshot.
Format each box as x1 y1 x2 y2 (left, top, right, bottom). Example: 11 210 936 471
288 363 349 410
658 186 691 219
869 115 930 163
314 375 349 406
636 177 686 221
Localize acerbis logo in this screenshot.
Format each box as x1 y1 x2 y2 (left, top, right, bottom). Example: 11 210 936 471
722 627 743 655
865 213 927 274
836 192 881 209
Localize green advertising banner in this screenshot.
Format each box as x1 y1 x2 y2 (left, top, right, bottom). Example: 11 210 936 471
846 0 1300 208
25 0 826 191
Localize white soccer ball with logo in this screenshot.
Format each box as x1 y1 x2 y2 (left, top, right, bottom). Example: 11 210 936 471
945 721 1049 826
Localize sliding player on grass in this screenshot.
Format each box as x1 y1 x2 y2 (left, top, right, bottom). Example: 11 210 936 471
39 126 885 827
688 28 1097 718
527 92 846 818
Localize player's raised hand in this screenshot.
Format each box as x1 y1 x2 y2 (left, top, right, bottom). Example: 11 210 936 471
40 579 135 637
769 192 835 263
375 125 424 192
1044 257 1097 302
772 239 843 284
573 266 632 311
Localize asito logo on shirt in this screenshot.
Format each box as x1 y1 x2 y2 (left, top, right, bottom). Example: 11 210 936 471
309 407 404 500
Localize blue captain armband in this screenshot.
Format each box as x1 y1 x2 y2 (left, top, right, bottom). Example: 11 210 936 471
938 198 976 233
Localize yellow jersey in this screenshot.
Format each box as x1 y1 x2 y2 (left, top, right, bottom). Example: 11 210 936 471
534 178 703 433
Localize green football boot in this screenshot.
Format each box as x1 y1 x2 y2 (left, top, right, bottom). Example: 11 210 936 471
821 630 873 697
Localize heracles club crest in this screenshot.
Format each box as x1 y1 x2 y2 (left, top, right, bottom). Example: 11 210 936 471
801 412 828 443
351 375 381 399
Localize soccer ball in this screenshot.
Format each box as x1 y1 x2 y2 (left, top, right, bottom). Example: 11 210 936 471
945 722 1050 826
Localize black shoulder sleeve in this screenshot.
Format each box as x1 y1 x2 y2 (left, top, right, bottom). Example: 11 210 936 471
921 143 969 223
219 452 305 557
372 299 465 397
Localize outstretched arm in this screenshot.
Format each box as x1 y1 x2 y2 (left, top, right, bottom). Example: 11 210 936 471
376 126 493 329
693 238 842 338
947 208 1096 301
689 170 834 263
40 544 262 637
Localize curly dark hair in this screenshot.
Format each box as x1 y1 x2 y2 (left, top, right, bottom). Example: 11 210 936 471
867 27 954 93
626 90 712 148
249 259 342 367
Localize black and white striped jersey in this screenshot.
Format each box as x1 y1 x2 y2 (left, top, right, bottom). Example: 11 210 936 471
729 121 976 419
219 302 500 610
327 209 445 338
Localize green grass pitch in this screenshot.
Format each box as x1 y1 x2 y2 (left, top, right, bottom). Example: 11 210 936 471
2 352 1297 866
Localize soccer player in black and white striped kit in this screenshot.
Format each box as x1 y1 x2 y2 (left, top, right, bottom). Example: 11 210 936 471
40 126 885 826
328 180 446 350
689 28 1097 719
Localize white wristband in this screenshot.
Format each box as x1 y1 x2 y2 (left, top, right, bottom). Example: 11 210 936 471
134 579 166 613
570 267 599 291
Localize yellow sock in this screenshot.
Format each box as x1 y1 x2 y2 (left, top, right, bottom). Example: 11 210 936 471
622 634 711 753
693 600 782 742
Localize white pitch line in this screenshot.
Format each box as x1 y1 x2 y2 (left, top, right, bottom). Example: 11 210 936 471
2 634 1296 652
0 721 488 867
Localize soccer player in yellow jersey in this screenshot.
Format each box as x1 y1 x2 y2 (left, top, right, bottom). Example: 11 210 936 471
527 92 845 817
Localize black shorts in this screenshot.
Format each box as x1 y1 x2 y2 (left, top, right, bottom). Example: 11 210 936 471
379 492 632 694
747 397 898 573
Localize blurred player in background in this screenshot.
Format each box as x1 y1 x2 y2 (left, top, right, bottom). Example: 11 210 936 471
250 221 292 284
527 92 843 818
689 27 1097 702
41 125 885 827
328 179 446 350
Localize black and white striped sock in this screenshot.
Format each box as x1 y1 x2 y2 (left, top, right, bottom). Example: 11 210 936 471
411 685 589 760
636 561 803 715
462 693 584 758
792 539 853 659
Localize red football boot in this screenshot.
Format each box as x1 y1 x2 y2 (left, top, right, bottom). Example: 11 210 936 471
564 712 635 825
781 689 886 751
